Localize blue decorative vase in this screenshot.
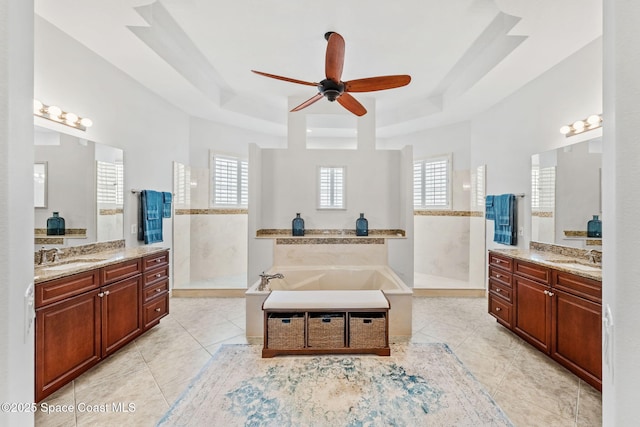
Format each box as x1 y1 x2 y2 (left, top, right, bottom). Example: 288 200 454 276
356 213 368 236
47 212 66 236
587 215 602 238
292 213 305 236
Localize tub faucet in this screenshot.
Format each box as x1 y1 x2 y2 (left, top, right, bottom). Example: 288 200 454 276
258 272 284 291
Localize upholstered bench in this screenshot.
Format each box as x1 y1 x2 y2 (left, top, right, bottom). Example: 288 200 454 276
261 290 390 358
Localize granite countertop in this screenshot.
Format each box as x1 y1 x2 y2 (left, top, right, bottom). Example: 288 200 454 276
34 246 169 284
491 248 602 281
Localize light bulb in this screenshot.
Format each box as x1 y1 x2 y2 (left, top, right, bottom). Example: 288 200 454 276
64 112 78 125
587 114 602 126
572 120 585 132
47 105 62 119
33 99 43 114
559 125 571 135
79 117 93 128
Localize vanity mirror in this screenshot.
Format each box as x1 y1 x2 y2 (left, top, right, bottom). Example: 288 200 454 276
34 126 124 248
531 138 602 248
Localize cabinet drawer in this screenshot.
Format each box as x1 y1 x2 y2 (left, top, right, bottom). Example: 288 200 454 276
489 252 513 272
101 259 142 285
143 279 169 303
36 270 100 309
143 265 169 286
488 294 512 328
515 260 550 283
143 251 169 271
489 266 512 287
143 294 169 329
489 279 512 303
553 271 602 303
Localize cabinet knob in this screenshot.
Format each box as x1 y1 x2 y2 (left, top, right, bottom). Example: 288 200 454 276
495 288 502 293
104 290 110 296
495 274 502 278
548 291 554 297
155 259 161 263
155 307 161 312
155 273 162 278
155 288 162 293
98 292 104 298
495 307 502 312
543 290 549 295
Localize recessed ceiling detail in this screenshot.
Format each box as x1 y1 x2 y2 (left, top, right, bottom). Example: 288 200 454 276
34 0 603 138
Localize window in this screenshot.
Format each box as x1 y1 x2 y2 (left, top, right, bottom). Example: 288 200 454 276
210 153 248 207
318 166 345 209
531 166 555 212
413 155 451 209
96 161 124 206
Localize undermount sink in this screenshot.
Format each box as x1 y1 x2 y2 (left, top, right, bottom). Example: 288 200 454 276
38 258 107 271
547 260 601 272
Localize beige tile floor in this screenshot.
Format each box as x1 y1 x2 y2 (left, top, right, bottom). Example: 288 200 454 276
36 296 602 427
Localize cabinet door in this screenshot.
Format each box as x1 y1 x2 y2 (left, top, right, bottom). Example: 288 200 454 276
514 275 552 353
35 290 101 402
551 289 602 390
101 275 143 356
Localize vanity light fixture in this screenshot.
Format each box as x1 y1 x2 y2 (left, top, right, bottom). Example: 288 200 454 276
33 99 93 131
559 114 602 137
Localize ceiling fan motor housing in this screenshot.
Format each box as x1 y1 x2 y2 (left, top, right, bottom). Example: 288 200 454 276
319 79 344 101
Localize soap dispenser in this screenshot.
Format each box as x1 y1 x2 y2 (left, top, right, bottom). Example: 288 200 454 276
292 213 305 236
587 215 602 238
356 213 368 236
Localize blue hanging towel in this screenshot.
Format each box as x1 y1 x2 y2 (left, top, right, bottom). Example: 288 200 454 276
162 192 172 218
485 195 495 220
138 190 163 244
493 194 517 245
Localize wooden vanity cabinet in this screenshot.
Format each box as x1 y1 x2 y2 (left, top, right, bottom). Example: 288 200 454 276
142 251 170 330
488 252 514 328
551 271 602 390
487 251 602 391
35 271 101 403
513 260 552 353
35 251 169 402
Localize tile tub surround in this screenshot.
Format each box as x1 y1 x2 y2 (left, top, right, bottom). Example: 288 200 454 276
34 243 168 283
34 296 601 427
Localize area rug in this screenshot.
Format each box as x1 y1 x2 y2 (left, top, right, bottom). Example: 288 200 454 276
157 343 513 427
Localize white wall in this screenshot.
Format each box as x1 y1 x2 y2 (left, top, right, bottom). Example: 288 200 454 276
34 16 191 252
470 37 603 251
602 1 640 425
0 0 35 425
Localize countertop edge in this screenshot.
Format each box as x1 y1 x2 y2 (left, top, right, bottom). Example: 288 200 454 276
34 246 169 284
490 249 602 281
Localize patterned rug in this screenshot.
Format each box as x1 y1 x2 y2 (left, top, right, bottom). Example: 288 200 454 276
157 343 513 427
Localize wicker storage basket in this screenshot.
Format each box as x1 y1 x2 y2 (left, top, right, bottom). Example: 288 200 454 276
307 313 345 349
267 313 305 349
349 313 387 348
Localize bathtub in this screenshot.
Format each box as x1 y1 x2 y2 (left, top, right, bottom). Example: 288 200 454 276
245 265 413 338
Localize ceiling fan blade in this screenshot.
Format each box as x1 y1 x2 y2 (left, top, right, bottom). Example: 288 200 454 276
337 93 367 116
291 93 324 112
344 75 412 92
325 32 345 83
251 70 318 87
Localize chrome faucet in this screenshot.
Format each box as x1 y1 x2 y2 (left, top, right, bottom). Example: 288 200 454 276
38 247 63 265
585 249 599 264
258 272 284 291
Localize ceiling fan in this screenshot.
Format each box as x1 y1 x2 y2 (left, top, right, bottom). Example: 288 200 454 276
252 32 411 116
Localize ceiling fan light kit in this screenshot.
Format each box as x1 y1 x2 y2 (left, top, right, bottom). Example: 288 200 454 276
252 32 411 116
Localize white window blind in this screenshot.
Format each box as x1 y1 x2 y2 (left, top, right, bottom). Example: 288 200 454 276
318 166 345 209
532 166 555 211
173 162 191 206
413 156 451 209
96 161 124 206
211 154 248 207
